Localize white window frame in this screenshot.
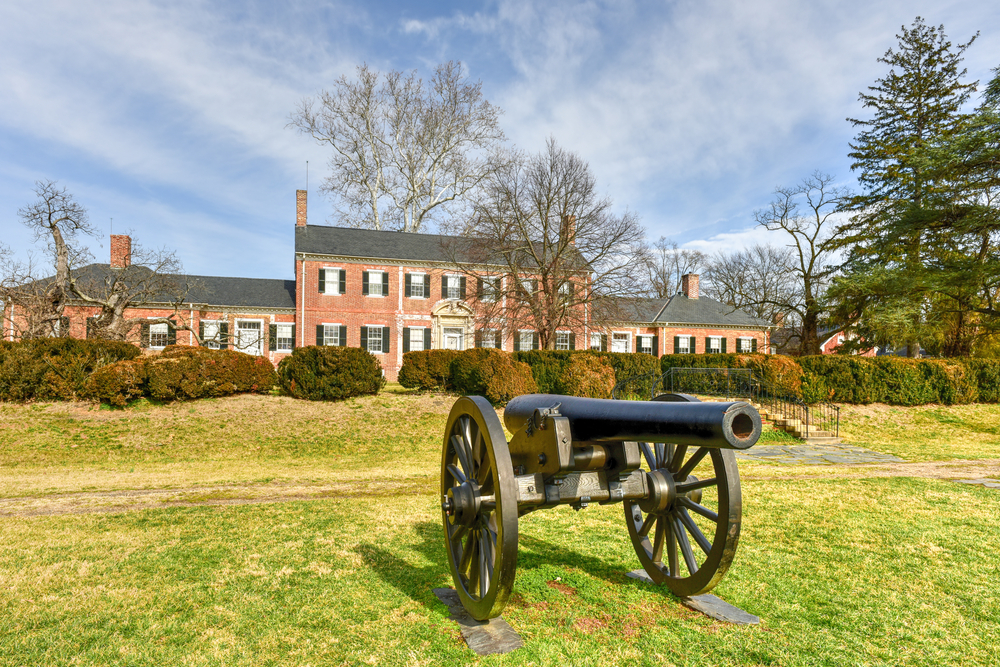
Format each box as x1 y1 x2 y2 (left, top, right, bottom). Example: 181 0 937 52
611 331 631 354
322 323 342 347
677 336 691 354
555 331 571 351
201 319 222 349
479 328 498 349
707 336 722 354
235 319 264 356
366 325 384 354
409 326 426 352
275 323 294 352
638 335 653 355
323 267 342 296
519 330 535 350
737 336 753 353
480 275 499 303
148 320 169 350
590 332 602 351
367 271 385 297
446 274 462 300
409 273 427 299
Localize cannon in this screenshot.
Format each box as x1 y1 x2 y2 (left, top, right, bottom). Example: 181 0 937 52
440 393 762 620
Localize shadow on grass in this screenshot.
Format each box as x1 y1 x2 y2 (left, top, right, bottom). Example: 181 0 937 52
356 519 677 613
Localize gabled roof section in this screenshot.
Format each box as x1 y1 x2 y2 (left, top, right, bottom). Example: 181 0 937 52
66 264 296 309
615 297 668 323
656 294 771 328
296 225 458 263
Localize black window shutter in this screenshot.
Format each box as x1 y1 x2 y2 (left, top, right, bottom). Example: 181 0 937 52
219 323 229 349
569 332 576 350
532 333 539 350
290 325 296 349
382 272 389 296
513 335 520 352
475 329 482 347
601 334 608 352
460 277 467 299
339 270 346 294
476 278 483 299
634 336 638 353
442 275 448 299
424 328 432 350
318 268 325 293
494 331 502 349
673 335 680 354
405 273 412 297
652 335 659 357
167 324 176 346
403 327 411 352
339 325 346 346
752 337 758 353
269 324 277 351
59 316 69 337
721 337 727 353
140 322 150 348
316 324 323 345
360 326 368 349
362 271 370 295
382 326 390 353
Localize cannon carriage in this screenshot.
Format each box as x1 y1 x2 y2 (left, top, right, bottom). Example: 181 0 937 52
440 392 762 620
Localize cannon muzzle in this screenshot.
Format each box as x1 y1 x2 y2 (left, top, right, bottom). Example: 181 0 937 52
504 394 761 450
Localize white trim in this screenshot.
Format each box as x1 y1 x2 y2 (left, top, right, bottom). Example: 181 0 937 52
611 330 632 354
321 266 343 295
235 318 265 356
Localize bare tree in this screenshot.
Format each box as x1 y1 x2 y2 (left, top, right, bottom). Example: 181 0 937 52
449 139 647 349
703 244 799 325
755 172 848 354
643 237 706 298
290 61 506 232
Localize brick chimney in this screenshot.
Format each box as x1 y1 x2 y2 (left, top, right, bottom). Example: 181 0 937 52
296 190 307 227
110 234 131 269
561 215 576 245
681 273 699 299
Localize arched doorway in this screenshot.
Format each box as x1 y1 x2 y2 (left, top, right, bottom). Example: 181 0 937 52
431 300 475 351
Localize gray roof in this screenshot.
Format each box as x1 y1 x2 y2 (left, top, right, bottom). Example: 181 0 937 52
616 297 668 323
296 225 456 263
68 264 295 309
655 294 771 328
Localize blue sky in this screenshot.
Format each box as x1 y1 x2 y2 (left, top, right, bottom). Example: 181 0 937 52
1 0 997 280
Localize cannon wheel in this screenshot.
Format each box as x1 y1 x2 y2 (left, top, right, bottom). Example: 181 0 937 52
441 396 519 621
624 394 743 598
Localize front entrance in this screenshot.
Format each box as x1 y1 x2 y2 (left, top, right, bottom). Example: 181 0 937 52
443 328 464 351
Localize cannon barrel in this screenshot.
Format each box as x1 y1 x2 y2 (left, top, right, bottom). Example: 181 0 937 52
504 394 761 450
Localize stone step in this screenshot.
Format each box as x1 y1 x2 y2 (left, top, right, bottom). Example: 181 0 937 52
803 437 843 445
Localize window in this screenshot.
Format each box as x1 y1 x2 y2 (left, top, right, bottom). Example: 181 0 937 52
323 324 341 347
443 327 464 351
409 327 425 352
275 324 293 352
707 336 722 354
558 281 573 303
518 330 535 351
203 321 221 349
556 332 571 350
409 273 426 298
446 275 462 300
366 325 383 353
480 276 500 302
521 278 534 295
677 336 691 354
479 329 497 349
149 322 169 349
367 271 385 297
638 335 653 355
611 332 630 353
321 268 343 295
738 337 753 353
236 320 263 355
590 333 603 351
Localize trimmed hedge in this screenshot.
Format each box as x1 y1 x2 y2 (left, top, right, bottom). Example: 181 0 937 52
798 356 978 405
561 354 616 398
660 353 804 396
278 345 385 401
82 346 277 405
398 350 459 390
0 338 142 401
512 350 661 394
450 349 537 406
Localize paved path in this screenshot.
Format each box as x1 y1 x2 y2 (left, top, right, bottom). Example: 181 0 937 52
736 443 905 465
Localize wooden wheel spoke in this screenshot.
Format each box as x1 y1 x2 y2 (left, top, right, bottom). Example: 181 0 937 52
451 435 473 478
666 519 678 576
479 530 493 594
672 514 699 575
476 455 492 486
640 442 656 470
638 511 657 537
651 516 666 562
677 508 712 555
459 531 475 577
666 443 675 468
655 443 666 468
447 463 467 484
676 477 718 494
450 523 469 543
676 447 709 480
676 496 719 523
668 444 688 473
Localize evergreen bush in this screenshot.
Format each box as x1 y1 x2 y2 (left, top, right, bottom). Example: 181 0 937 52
0 338 141 401
561 354 615 398
451 348 537 405
278 345 385 401
397 350 459 390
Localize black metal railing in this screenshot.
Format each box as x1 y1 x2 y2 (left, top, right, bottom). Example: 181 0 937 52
613 367 840 439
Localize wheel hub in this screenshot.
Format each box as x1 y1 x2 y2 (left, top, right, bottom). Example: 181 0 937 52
638 469 675 514
445 481 481 527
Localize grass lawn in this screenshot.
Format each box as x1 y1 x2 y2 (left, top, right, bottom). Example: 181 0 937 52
2 391 999 665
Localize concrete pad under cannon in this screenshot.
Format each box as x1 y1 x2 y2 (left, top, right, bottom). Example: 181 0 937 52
432 588 524 656
626 570 760 625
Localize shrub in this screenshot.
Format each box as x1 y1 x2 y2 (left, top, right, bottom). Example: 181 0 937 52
397 350 459 390
0 338 142 402
660 353 804 397
511 350 575 393
964 359 1000 403
83 359 147 406
561 354 615 398
451 348 537 405
278 345 385 401
145 346 276 401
